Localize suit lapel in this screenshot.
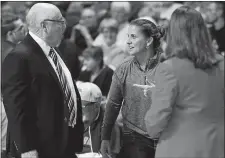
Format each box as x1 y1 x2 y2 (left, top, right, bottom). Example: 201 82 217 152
23 34 63 92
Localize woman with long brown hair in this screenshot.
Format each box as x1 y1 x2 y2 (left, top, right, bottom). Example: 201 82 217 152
145 6 224 158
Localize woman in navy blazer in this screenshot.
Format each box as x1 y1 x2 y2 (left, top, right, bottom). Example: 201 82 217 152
145 6 224 158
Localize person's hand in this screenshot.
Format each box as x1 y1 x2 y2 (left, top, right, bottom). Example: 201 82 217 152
21 150 38 158
75 24 90 37
100 140 111 158
73 24 93 46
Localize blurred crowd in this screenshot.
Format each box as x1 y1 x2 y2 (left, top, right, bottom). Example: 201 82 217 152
1 1 225 157
2 1 225 62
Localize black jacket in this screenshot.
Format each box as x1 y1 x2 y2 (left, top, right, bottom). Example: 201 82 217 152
1 34 84 157
78 66 114 97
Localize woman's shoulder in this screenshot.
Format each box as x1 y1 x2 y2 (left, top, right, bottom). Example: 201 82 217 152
111 56 134 80
161 56 193 68
117 56 134 68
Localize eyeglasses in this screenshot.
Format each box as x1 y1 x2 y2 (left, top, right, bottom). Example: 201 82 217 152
43 18 67 26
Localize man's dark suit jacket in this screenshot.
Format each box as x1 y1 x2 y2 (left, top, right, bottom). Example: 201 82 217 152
1 34 84 157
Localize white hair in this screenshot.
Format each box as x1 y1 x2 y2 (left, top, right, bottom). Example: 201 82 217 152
26 3 61 33
110 2 131 14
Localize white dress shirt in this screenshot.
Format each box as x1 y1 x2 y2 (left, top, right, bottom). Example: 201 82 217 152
29 31 77 125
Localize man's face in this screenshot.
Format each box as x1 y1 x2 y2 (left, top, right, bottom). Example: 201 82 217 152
43 13 67 47
82 100 99 125
102 27 117 46
6 19 28 44
82 56 100 72
79 8 97 29
205 3 218 24
110 7 128 24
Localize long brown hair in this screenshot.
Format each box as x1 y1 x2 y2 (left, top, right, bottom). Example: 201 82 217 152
165 6 219 69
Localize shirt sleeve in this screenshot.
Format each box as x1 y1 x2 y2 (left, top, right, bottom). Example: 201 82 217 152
101 71 123 140
144 62 178 138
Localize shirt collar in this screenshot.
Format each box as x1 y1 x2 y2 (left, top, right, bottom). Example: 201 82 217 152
29 31 51 56
133 54 159 72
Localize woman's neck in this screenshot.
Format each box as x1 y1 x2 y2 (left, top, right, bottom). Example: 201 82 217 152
135 49 154 70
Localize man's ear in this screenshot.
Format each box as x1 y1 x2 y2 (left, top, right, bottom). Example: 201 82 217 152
146 37 153 47
41 21 48 33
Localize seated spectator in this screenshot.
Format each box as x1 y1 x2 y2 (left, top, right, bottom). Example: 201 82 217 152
92 2 111 22
69 7 99 56
78 46 114 97
93 18 129 70
76 82 121 158
58 34 81 80
51 1 70 17
94 2 131 51
205 2 225 55
64 2 82 39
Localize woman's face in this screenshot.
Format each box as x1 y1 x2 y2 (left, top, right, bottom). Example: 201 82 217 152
83 56 100 72
102 27 117 46
127 25 147 55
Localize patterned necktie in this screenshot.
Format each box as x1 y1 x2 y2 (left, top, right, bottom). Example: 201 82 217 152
49 47 76 127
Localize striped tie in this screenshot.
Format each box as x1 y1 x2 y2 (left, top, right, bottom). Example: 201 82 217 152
49 47 76 127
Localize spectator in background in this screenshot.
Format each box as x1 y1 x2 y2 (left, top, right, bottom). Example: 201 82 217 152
93 18 129 70
205 2 225 55
78 46 114 97
64 2 82 39
145 6 224 158
58 33 81 81
92 2 111 22
69 7 99 56
128 2 144 22
110 2 131 45
6 23 28 45
5 2 28 23
51 1 70 17
1 3 28 45
76 82 121 158
94 2 131 51
1 12 17 63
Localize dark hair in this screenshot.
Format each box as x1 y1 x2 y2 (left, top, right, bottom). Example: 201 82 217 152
130 18 165 56
98 17 119 33
82 46 104 69
165 6 219 69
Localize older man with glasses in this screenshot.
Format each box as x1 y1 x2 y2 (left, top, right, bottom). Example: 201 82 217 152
1 3 84 158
